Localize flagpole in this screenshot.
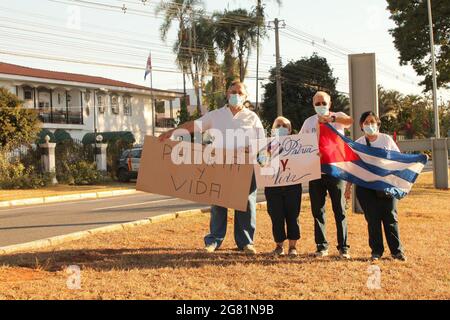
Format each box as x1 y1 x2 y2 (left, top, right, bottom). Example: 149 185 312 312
149 51 156 136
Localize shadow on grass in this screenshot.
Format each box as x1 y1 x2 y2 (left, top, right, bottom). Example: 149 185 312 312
0 247 371 272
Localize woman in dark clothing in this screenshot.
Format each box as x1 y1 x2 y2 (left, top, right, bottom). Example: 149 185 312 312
345 111 406 262
265 116 302 257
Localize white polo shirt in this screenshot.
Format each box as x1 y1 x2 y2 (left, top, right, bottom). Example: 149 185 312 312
194 105 265 149
300 112 350 135
355 133 400 152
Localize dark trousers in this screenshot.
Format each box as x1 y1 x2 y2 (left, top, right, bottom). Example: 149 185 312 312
265 184 302 243
355 186 404 256
309 174 348 251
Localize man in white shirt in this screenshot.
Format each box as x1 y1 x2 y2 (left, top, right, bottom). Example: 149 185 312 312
159 81 265 255
300 91 353 259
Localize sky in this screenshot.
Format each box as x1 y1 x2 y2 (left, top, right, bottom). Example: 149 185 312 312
0 0 448 104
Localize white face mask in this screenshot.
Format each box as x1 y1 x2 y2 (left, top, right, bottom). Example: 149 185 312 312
314 105 329 116
363 124 379 135
228 94 244 107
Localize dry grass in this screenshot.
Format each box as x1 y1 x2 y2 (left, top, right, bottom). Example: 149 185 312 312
0 182 135 202
0 172 448 300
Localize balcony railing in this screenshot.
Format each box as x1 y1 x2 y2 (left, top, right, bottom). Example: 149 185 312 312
156 117 176 128
36 107 83 125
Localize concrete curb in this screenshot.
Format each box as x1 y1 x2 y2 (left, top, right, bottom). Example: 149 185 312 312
0 207 211 255
0 189 137 209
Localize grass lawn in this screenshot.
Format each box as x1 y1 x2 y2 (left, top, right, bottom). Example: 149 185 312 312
0 181 136 202
0 172 448 300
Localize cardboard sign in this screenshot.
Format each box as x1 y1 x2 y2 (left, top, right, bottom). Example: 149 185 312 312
136 136 254 211
253 133 321 187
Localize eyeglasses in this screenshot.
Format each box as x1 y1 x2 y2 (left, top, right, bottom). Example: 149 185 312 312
314 101 328 107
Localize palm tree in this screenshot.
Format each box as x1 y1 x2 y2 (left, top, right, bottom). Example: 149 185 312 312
155 0 204 113
213 8 263 86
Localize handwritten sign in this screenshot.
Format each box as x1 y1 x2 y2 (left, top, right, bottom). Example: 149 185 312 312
253 133 321 187
136 136 254 211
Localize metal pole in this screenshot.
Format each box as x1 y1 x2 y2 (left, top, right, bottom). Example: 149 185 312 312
255 0 261 112
150 51 156 136
274 18 283 116
427 0 440 138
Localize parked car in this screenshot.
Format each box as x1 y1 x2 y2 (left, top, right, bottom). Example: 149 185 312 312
116 147 142 182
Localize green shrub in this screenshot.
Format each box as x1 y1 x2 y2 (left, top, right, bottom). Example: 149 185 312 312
67 161 100 185
56 140 94 184
0 153 54 189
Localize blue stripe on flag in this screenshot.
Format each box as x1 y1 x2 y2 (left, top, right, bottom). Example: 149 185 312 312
325 124 428 165
352 160 419 183
321 164 407 199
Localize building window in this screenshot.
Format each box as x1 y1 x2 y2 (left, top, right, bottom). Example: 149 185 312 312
111 94 119 114
37 90 52 123
23 87 33 100
155 100 165 114
97 94 105 114
123 96 132 116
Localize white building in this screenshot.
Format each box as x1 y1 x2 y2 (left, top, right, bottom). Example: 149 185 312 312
0 62 184 144
158 88 207 120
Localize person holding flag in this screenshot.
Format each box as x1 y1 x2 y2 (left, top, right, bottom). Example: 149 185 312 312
300 91 353 259
345 112 407 261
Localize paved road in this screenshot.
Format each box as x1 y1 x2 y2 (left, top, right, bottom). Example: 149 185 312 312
0 190 268 247
1 159 438 248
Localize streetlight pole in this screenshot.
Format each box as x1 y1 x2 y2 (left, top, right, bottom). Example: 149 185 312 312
427 0 440 138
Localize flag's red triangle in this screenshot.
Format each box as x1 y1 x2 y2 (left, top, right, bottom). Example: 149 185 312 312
319 124 361 164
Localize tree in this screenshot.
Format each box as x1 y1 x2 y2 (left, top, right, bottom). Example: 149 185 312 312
155 0 206 114
0 87 41 151
260 53 349 131
386 0 450 91
213 8 264 87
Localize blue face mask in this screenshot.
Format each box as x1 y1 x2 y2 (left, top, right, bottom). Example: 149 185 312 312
363 124 378 135
314 105 329 116
228 94 244 107
273 127 289 136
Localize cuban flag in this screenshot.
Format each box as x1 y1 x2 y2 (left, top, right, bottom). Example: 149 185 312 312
319 123 428 199
144 53 152 80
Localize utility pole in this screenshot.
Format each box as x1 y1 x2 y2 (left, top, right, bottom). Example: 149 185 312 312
268 18 285 116
427 0 440 138
255 0 262 113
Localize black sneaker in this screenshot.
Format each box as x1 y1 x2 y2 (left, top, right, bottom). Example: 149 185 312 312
392 252 407 261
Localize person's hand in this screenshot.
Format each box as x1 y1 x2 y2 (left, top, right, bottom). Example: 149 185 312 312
318 115 332 124
158 129 175 142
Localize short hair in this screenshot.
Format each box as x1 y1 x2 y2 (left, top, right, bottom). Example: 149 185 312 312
313 91 331 102
229 80 248 97
359 111 381 131
272 116 292 133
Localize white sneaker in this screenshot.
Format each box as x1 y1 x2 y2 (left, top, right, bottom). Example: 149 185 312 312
339 249 351 260
204 244 216 253
315 249 329 257
243 244 257 255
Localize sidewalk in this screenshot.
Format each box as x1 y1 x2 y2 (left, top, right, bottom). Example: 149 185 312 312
0 183 137 208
